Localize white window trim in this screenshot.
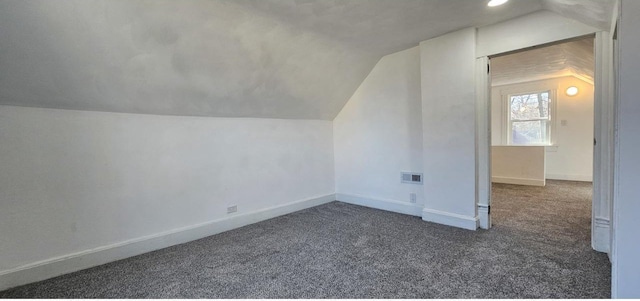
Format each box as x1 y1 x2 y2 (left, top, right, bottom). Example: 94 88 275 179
501 88 558 146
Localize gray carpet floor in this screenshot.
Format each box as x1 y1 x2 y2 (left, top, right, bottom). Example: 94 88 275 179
1 180 610 298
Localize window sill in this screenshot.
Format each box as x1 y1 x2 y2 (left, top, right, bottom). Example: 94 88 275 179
498 144 554 147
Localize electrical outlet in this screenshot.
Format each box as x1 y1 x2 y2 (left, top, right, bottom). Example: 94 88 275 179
410 193 417 203
227 205 237 214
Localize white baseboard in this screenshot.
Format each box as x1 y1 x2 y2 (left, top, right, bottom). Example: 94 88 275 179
335 193 423 217
0 194 335 291
422 208 479 231
492 176 545 186
593 217 611 253
546 173 593 182
478 204 491 230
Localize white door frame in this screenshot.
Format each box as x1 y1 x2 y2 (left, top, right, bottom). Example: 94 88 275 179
475 33 614 253
476 56 491 230
592 31 615 254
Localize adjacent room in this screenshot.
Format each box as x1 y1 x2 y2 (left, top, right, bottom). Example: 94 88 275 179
491 37 595 187
489 36 596 233
1 0 639 298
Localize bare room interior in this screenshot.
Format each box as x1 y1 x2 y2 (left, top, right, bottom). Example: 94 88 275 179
1 0 639 298
489 36 596 241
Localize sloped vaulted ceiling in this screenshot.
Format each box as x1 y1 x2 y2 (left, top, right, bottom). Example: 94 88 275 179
542 0 616 31
0 0 615 119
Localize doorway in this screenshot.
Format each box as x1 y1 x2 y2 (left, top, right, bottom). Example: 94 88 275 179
477 35 606 243
489 36 596 233
490 36 595 183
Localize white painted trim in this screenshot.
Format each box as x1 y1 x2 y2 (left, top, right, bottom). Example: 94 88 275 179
610 3 620 297
335 193 423 217
593 217 611 253
593 30 615 259
422 208 479 231
478 204 491 230
545 173 593 182
0 194 335 291
476 56 492 230
491 176 546 187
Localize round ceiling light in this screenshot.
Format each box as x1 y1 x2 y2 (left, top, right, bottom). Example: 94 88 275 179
566 86 579 96
488 0 509 7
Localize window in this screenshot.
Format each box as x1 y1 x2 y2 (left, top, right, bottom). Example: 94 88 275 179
507 90 554 145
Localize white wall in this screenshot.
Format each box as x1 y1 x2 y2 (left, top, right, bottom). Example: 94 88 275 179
420 28 479 230
613 0 640 297
333 11 601 233
491 77 594 181
0 105 334 288
334 46 423 216
492 146 546 186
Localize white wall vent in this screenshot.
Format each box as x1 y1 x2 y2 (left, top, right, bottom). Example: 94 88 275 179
401 172 423 184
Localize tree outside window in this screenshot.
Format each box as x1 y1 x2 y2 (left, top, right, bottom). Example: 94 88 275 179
508 91 552 145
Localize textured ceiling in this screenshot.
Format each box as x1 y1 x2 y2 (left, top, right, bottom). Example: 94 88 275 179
491 38 595 87
233 0 545 56
543 0 616 31
0 0 614 119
